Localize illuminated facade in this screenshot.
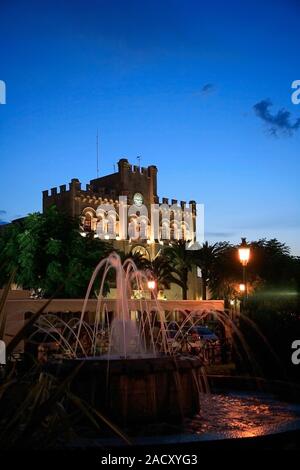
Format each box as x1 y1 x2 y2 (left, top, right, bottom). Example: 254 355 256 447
43 158 201 299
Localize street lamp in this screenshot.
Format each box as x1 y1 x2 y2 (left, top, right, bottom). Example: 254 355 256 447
238 238 250 299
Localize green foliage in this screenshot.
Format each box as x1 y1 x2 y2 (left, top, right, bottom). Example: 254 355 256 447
201 239 300 302
121 238 300 303
248 239 299 290
163 240 195 299
0 206 113 298
238 295 300 381
193 241 230 299
148 255 173 291
0 362 131 449
1 209 299 304
0 223 21 285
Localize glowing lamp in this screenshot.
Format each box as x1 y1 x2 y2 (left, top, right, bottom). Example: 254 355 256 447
238 238 250 266
239 283 246 292
147 280 156 290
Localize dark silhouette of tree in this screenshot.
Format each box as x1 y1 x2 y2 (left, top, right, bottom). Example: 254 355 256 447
0 222 21 286
163 240 194 300
147 255 172 291
120 251 173 292
248 239 297 290
194 241 230 300
208 238 299 302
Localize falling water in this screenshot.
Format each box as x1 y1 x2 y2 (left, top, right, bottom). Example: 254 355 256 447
30 251 273 378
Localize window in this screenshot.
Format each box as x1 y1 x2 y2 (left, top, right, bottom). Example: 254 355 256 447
84 214 92 232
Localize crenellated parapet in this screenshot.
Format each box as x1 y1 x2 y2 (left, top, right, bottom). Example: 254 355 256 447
42 157 197 243
156 197 196 214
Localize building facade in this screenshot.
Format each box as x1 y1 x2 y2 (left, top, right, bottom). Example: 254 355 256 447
43 158 201 299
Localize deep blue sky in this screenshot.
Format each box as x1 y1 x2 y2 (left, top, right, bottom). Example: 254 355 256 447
1 0 300 253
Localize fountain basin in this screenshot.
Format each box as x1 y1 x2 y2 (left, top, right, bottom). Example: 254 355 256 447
43 355 204 426
59 382 300 452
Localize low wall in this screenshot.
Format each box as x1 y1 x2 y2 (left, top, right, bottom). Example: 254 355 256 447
3 298 224 352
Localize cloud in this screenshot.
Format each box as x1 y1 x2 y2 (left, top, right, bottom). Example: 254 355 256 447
206 231 235 238
0 210 7 215
193 83 216 97
253 99 300 136
234 215 300 231
200 83 215 95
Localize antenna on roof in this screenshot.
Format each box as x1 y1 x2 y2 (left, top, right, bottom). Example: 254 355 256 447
96 129 99 178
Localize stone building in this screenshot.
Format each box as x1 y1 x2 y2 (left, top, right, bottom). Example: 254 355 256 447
43 158 201 300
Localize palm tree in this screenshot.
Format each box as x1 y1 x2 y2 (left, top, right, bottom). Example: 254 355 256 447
121 251 149 270
147 255 172 291
163 240 195 300
121 251 172 292
194 241 230 300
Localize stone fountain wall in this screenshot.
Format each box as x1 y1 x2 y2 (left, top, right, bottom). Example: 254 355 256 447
44 356 204 426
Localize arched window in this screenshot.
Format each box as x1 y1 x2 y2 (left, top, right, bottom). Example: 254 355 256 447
96 218 105 237
128 218 138 240
83 213 92 232
82 208 96 233
140 218 148 239
161 221 170 240
171 220 181 240
107 214 116 235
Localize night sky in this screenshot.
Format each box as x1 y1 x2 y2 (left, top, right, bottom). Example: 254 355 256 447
1 0 299 253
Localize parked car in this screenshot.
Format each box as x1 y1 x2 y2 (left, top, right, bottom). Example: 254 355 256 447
191 326 219 343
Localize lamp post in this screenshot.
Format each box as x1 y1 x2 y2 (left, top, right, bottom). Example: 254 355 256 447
238 238 250 302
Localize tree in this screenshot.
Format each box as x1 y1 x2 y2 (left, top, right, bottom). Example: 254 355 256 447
207 238 299 302
120 251 149 271
194 241 230 300
248 239 296 289
0 206 113 298
63 232 113 298
208 244 241 300
163 240 195 300
0 222 22 286
119 251 172 292
147 255 173 291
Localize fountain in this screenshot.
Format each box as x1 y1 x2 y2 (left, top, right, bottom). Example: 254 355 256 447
28 252 300 448
37 253 206 426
